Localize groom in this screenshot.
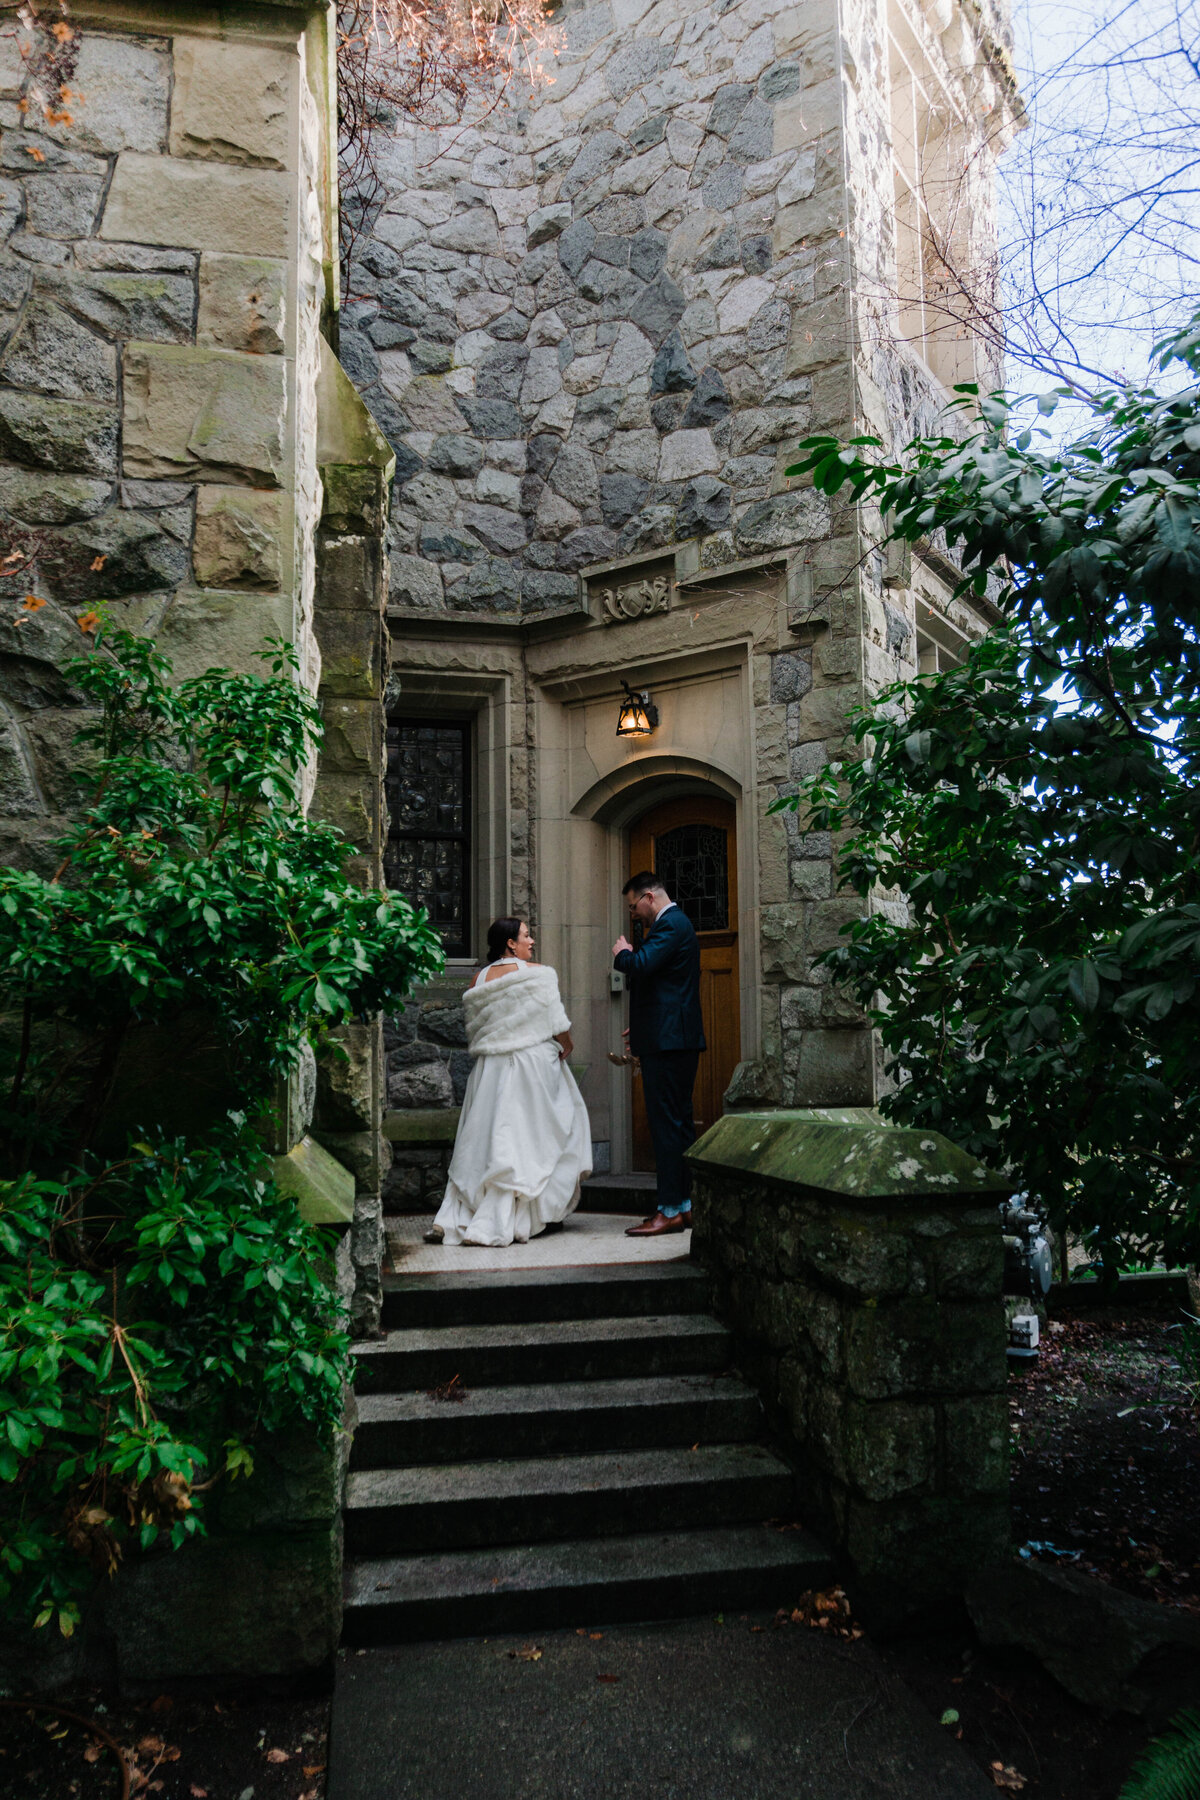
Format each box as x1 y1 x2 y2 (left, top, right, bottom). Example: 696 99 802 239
612 872 705 1236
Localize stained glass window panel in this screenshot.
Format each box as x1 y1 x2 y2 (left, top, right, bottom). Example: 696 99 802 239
385 718 470 956
654 824 729 932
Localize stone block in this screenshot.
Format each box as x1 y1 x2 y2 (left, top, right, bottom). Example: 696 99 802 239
313 1126 386 1194
966 1559 1200 1719
197 254 286 354
104 1524 341 1686
171 39 292 170
309 771 375 849
389 552 443 611
0 468 110 523
40 33 169 157
845 1493 1010 1611
316 1021 380 1134
41 504 189 603
101 153 290 258
388 1059 455 1109
760 902 809 979
790 1027 874 1106
321 697 380 773
155 585 291 682
940 1394 1010 1497
44 266 195 343
842 1399 936 1501
24 173 103 238
384 1107 461 1144
193 484 284 588
2 294 116 400
844 1298 1006 1401
313 608 382 700
122 343 286 485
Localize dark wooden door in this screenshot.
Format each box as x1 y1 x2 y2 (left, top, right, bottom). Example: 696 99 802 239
628 796 741 1170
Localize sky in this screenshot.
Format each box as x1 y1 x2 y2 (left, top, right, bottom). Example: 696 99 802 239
997 0 1200 393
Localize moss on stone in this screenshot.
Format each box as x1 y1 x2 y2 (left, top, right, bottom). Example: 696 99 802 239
690 1109 1010 1202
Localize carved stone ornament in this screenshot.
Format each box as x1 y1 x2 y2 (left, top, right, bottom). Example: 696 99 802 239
598 574 671 624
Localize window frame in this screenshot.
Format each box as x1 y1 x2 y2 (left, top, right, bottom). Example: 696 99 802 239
384 712 474 961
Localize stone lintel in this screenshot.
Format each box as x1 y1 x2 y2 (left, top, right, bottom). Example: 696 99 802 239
688 1109 1011 1204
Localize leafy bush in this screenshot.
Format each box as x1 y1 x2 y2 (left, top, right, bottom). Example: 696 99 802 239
778 314 1200 1274
0 631 443 1633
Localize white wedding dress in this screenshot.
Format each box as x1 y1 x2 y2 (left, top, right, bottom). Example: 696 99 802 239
432 959 592 1247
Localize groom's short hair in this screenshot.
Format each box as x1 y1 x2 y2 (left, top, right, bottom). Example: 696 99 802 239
623 870 666 898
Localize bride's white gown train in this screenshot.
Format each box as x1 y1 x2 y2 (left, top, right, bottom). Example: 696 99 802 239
433 960 591 1247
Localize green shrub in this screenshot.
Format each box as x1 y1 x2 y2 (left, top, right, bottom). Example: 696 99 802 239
0 631 443 1634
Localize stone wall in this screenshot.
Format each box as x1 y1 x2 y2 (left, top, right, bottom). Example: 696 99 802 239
0 0 339 873
358 0 1019 1135
0 2 392 1682
690 1108 1012 1617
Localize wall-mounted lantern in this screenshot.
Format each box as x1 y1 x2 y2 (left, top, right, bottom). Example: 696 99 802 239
616 681 659 738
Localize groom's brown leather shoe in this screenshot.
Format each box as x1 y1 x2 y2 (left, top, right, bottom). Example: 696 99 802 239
625 1211 687 1236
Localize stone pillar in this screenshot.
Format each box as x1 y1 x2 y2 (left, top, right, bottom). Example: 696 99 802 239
690 1108 1011 1619
309 344 396 1336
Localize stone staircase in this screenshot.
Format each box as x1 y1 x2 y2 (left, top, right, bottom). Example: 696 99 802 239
342 1260 831 1645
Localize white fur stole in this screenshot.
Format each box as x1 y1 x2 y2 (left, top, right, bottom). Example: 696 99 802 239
462 963 572 1055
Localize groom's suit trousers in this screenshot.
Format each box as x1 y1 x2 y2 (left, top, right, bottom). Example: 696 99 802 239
639 1049 700 1213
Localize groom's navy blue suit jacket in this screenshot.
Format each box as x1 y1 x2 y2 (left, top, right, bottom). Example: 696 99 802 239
613 906 706 1058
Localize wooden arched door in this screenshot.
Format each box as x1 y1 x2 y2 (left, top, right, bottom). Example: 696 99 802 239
628 795 741 1170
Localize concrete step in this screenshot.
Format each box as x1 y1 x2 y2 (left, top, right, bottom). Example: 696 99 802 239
350 1373 762 1469
576 1173 659 1214
344 1442 793 1556
342 1523 831 1644
351 1313 733 1395
381 1260 708 1330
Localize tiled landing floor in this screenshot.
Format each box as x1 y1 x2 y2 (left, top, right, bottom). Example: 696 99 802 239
385 1210 691 1275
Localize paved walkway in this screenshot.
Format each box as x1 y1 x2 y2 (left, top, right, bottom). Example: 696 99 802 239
386 1210 690 1274
328 1614 992 1800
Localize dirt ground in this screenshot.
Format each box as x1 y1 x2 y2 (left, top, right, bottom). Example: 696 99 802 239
0 1688 330 1799
2 1298 1193 1800
882 1295 1198 1798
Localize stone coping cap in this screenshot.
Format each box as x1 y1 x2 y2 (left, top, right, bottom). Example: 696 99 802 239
384 1107 461 1145
688 1109 1011 1203
273 1133 354 1228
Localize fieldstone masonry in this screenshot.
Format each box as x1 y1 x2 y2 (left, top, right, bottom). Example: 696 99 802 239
690 1109 1012 1615
360 0 1020 1153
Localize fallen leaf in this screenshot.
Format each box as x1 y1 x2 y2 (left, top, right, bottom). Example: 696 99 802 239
597 1673 620 1683
589 1632 603 1640
137 1737 165 1755
150 1696 173 1712
189 1787 208 1797
940 1708 960 1726
508 1644 542 1661
265 1748 289 1763
428 1373 468 1403
989 1762 1028 1791
302 1766 325 1778
84 1745 102 1763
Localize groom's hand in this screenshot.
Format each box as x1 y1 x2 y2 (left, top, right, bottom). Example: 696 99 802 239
613 934 632 956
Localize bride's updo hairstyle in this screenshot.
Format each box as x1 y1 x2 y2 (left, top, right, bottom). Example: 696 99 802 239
484 915 524 964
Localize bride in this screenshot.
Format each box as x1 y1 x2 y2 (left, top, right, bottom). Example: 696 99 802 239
427 916 592 1247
